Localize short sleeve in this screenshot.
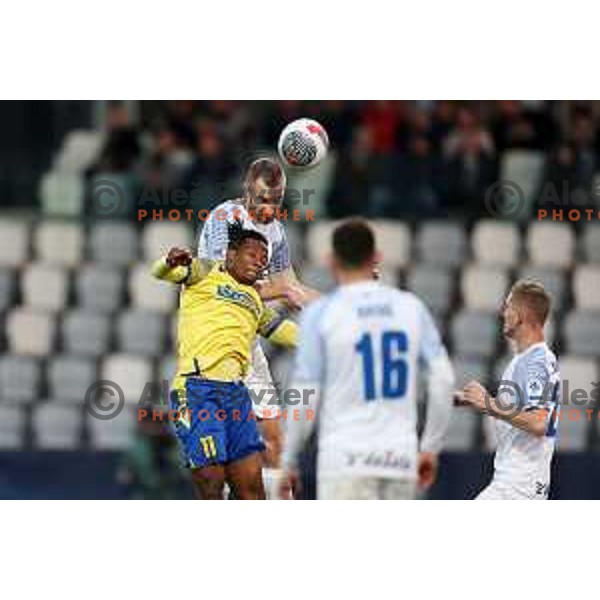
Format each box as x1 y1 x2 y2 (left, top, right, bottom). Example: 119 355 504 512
197 213 229 261
270 227 291 274
520 352 559 411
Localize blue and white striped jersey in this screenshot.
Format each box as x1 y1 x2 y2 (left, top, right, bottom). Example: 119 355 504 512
494 342 560 494
197 199 291 275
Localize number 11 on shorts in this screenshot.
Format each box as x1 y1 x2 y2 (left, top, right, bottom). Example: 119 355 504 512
200 436 217 458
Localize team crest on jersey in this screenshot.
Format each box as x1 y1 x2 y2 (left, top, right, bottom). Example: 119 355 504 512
216 284 260 318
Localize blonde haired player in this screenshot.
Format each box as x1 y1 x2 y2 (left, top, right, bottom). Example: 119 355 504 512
280 219 455 499
197 157 319 498
458 280 560 500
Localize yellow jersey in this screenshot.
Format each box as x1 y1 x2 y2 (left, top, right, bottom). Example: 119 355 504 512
151 258 297 389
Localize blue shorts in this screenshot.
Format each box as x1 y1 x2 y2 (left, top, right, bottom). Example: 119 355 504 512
169 378 265 469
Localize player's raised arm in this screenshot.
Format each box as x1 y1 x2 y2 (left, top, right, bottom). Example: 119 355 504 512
417 300 455 489
151 247 210 286
262 265 321 308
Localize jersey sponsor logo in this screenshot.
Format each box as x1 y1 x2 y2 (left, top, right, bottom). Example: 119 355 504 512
216 284 260 318
344 450 412 472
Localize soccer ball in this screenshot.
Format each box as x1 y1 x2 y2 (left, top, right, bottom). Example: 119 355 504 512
277 118 329 168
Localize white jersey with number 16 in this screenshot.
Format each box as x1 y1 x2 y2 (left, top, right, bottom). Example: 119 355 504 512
292 280 451 481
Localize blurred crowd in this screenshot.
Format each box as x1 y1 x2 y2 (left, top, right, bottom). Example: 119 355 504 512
90 100 600 220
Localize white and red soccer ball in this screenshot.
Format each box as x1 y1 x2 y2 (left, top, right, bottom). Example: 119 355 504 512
277 118 329 169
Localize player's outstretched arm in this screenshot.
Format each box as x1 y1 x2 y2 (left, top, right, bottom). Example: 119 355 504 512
257 308 298 348
458 380 550 437
151 247 210 286
260 267 320 308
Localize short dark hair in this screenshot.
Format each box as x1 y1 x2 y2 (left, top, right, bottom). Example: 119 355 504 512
510 279 552 325
332 218 376 269
245 158 285 188
227 219 268 250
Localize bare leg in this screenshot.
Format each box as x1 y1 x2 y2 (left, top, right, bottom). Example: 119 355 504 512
258 417 282 468
190 465 226 500
225 452 266 500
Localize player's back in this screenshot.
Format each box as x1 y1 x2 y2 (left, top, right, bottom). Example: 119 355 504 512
310 280 434 481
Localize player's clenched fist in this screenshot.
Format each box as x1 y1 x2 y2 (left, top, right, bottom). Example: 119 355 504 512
460 380 490 412
166 247 193 268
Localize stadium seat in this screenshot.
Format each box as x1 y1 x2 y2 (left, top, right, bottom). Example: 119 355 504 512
32 404 83 449
444 407 478 451
0 406 26 449
416 221 468 267
88 406 137 450
471 220 522 267
305 220 336 266
129 263 177 312
581 223 600 263
526 222 575 268
34 221 83 266
22 263 69 312
0 355 41 403
6 309 55 356
55 130 105 172
75 265 124 313
450 311 499 358
116 310 166 357
563 311 600 356
499 150 545 220
0 220 29 267
284 224 305 264
101 354 153 403
39 171 85 218
47 355 97 404
141 222 193 262
158 356 177 390
406 265 454 317
62 310 111 357
491 354 512 386
0 269 16 312
572 265 600 311
370 220 412 269
90 222 138 266
517 265 569 312
460 265 510 312
167 314 178 350
556 356 598 451
451 356 490 389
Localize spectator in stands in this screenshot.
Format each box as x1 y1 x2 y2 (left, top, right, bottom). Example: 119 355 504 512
443 124 497 216
144 128 194 204
361 100 406 154
177 120 238 210
571 110 597 188
397 135 443 216
97 102 142 171
327 125 373 217
430 100 456 151
492 100 557 152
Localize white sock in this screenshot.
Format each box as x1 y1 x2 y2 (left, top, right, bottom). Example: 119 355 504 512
262 468 285 500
